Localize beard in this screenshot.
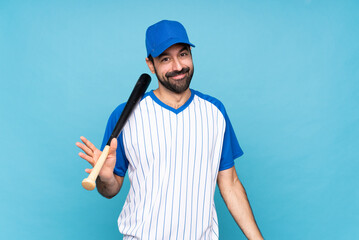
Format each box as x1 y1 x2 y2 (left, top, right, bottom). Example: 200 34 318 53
155 66 194 94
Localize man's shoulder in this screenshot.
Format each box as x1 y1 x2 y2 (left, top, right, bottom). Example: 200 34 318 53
191 89 226 113
109 92 151 120
110 102 126 119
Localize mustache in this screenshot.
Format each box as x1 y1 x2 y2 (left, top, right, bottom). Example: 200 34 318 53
165 67 190 78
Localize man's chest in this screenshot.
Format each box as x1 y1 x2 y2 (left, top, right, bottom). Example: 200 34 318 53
121 99 226 173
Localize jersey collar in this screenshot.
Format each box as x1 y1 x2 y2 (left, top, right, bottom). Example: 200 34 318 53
149 89 195 114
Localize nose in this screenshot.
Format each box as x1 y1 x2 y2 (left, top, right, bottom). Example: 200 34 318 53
172 57 182 71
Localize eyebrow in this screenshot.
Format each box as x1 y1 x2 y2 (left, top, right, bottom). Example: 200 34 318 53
157 52 167 59
179 46 190 53
157 45 190 59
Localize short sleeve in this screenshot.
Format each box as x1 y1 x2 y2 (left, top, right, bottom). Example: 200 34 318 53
101 103 129 177
218 110 244 171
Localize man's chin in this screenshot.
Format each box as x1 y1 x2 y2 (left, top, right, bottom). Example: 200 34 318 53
173 84 190 94
172 80 190 91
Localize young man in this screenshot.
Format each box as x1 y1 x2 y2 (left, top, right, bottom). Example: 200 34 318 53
77 20 263 239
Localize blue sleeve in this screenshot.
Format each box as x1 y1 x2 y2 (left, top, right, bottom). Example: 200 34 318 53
218 108 244 171
100 103 129 177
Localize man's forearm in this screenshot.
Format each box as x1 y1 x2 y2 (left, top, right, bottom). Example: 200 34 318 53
218 167 263 240
96 175 122 199
225 180 262 239
220 178 263 240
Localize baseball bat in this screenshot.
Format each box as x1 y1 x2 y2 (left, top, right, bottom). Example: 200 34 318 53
82 73 151 191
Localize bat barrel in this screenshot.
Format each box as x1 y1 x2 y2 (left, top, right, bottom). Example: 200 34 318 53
106 73 151 146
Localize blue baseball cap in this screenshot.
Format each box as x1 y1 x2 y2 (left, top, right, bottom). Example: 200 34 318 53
146 20 195 58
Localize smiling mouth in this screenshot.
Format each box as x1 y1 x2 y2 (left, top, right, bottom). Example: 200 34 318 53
170 73 187 80
166 67 190 80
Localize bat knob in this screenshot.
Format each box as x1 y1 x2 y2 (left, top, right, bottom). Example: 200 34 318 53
82 178 96 191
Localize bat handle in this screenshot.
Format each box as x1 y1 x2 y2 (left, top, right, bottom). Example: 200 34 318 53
82 145 110 191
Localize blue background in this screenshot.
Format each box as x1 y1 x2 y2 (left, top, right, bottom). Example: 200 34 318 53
1 0 358 239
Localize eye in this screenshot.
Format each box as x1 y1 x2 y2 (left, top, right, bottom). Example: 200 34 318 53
161 57 170 62
180 52 188 57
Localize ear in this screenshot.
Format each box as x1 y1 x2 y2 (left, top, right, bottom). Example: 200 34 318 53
145 58 155 74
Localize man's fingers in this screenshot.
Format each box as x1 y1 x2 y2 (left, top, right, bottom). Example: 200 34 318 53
80 136 97 152
85 168 92 174
78 152 95 166
76 142 94 157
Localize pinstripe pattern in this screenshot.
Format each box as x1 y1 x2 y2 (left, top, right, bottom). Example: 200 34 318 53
118 90 229 240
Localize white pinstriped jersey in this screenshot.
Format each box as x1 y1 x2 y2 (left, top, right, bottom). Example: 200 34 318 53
101 89 243 240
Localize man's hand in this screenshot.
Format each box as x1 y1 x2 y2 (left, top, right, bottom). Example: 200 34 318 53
76 136 123 198
76 136 117 181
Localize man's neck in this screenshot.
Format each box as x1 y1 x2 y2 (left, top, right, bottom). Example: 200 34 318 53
153 87 191 110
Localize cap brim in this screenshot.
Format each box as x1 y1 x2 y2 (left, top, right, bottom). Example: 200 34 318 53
150 38 195 58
